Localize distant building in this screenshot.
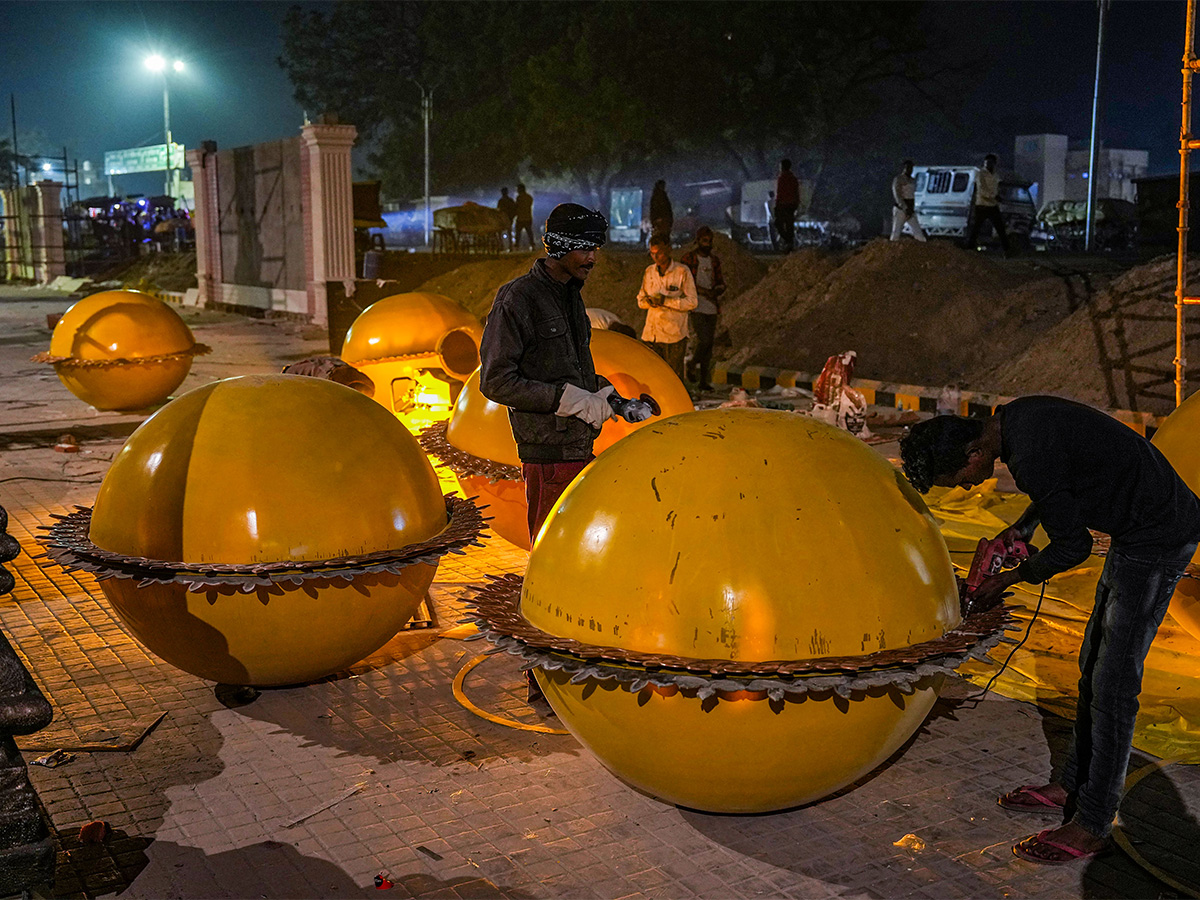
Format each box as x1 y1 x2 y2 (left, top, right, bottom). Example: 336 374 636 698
1014 134 1148 210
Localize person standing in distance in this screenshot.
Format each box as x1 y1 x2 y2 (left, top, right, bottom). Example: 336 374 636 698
637 235 698 380
496 187 517 251
775 159 800 253
680 226 726 391
963 153 1011 255
890 159 927 242
513 183 535 251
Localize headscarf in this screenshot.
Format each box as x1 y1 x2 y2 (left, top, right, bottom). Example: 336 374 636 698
542 203 609 258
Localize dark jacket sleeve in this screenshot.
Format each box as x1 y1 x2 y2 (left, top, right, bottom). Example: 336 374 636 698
479 294 565 414
1015 488 1094 583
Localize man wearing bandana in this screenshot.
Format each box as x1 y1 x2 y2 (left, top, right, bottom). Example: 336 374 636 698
480 203 621 544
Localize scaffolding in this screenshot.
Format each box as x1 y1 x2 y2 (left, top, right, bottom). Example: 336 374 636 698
1177 0 1200 406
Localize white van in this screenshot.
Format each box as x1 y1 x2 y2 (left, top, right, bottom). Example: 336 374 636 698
910 166 1036 244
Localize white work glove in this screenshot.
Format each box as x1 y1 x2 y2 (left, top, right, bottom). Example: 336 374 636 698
557 383 615 428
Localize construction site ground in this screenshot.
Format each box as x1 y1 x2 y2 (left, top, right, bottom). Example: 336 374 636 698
3 282 1200 899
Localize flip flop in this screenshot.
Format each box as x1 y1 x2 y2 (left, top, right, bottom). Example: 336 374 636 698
998 785 1065 813
1012 829 1109 865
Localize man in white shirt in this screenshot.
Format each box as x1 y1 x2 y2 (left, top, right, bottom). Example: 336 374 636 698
963 153 1011 255
890 159 926 242
637 235 697 379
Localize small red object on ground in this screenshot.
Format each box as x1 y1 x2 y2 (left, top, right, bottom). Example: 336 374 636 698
374 873 393 889
54 434 79 453
78 820 110 843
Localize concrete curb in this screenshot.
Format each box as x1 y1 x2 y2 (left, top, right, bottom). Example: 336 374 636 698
711 362 1165 436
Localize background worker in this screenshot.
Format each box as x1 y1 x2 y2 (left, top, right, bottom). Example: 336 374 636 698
774 159 800 253
637 235 697 380
890 159 926 242
899 396 1200 865
649 179 674 243
513 183 535 250
963 152 1011 254
496 186 517 250
680 226 726 391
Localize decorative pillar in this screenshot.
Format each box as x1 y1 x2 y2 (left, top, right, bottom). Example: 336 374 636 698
31 181 64 283
300 120 357 326
186 141 221 308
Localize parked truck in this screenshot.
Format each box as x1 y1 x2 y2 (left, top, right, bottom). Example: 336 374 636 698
907 165 1036 246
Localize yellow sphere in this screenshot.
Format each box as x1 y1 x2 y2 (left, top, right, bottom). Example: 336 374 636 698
46 290 202 410
459 473 530 551
440 333 694 548
589 330 693 454
1151 393 1200 642
446 371 522 468
523 409 959 812
90 374 449 686
341 293 482 428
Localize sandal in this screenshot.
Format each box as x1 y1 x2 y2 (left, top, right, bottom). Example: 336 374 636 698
1012 829 1109 865
998 785 1065 814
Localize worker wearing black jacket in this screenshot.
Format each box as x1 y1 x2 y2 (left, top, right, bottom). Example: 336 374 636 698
480 203 615 541
900 396 1200 864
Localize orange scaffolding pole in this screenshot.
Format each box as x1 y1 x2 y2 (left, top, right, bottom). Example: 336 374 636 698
1177 0 1200 407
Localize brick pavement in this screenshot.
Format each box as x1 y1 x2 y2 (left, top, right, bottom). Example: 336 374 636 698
2 285 1198 899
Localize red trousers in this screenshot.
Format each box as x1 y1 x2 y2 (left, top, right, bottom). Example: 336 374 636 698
523 458 592 544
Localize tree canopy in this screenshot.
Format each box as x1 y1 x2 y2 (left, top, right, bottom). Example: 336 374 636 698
279 1 950 214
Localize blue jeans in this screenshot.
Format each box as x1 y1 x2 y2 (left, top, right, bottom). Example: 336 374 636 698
1060 541 1197 836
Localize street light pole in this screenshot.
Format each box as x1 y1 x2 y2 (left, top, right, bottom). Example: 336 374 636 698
162 82 172 199
145 55 183 201
1085 0 1110 252
413 81 433 247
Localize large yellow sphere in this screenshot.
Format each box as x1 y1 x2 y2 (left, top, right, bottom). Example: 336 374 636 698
440 331 694 549
443 369 528 548
588 330 693 454
340 293 482 429
90 375 450 686
1151 392 1200 642
523 409 960 812
43 290 205 410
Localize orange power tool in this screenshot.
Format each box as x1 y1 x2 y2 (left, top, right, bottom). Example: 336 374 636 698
960 536 1031 615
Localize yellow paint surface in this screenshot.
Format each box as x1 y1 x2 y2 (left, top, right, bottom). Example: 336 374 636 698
523 410 959 661
517 410 958 812
537 670 942 813
48 290 199 410
89 374 448 685
1151 392 1200 642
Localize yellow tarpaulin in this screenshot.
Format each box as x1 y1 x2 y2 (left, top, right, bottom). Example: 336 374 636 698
927 479 1200 764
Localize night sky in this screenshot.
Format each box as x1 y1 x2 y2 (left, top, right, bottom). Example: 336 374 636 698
0 1 1192 195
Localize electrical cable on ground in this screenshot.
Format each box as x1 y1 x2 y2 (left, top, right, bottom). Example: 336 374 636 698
962 582 1047 707
451 653 569 736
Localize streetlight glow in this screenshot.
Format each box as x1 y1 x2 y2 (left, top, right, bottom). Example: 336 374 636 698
142 54 186 199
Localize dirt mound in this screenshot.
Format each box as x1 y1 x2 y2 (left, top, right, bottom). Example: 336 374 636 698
416 232 767 332
722 239 1084 387
415 254 535 318
93 251 198 293
979 254 1200 414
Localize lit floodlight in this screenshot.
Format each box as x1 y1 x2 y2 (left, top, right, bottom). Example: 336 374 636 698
173 60 184 73
145 54 166 72
42 163 52 172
